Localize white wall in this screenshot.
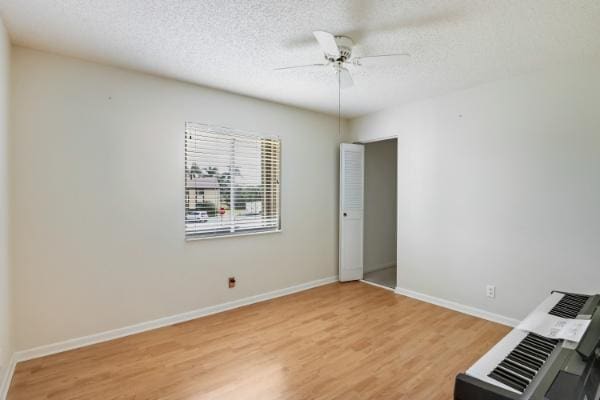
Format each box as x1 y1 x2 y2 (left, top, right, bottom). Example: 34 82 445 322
11 47 345 350
0 16 12 382
363 139 397 273
350 60 600 320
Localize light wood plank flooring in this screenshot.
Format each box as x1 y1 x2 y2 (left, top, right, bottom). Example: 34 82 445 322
8 282 510 399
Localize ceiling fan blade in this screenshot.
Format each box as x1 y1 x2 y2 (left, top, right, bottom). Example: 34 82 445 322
274 63 328 71
352 53 410 67
313 31 341 58
338 67 354 89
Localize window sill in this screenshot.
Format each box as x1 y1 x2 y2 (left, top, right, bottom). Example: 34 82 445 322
185 229 283 241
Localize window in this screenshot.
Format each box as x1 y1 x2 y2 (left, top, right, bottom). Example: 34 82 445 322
185 122 281 239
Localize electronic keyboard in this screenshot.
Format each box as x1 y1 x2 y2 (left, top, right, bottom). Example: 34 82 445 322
454 291 600 400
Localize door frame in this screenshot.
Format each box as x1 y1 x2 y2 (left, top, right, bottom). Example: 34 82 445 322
352 135 399 290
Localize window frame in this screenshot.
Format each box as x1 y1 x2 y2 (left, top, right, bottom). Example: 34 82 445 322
184 122 282 240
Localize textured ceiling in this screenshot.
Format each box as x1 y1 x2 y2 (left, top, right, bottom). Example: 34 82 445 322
1 0 599 117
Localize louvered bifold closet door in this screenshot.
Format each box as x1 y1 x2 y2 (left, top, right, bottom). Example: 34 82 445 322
185 123 281 238
339 143 364 281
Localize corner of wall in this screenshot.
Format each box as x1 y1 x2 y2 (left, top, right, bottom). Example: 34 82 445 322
0 14 15 399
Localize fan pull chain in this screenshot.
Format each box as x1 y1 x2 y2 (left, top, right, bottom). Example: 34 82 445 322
338 67 341 137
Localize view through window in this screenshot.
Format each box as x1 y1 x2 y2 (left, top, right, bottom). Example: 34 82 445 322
185 123 281 238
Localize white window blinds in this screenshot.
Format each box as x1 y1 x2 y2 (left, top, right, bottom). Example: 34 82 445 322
185 123 281 238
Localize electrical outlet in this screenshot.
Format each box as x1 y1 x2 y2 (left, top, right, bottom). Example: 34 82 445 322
228 277 236 288
486 285 496 299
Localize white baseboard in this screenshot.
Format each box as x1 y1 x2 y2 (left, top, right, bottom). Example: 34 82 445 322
360 279 395 292
0 354 17 400
14 275 338 363
394 286 519 327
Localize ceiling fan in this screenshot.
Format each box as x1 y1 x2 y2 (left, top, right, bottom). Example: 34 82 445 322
275 31 410 89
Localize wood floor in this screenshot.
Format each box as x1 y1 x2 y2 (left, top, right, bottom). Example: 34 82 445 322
8 282 510 400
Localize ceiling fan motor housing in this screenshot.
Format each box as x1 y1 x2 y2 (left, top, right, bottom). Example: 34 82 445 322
326 35 353 62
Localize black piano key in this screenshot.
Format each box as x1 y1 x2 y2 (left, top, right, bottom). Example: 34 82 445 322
500 359 535 380
529 333 558 346
557 301 585 312
521 343 551 359
554 303 579 312
492 366 529 392
573 299 589 305
528 338 556 354
556 298 582 308
561 299 586 308
489 371 526 393
505 357 539 378
559 305 583 314
565 294 589 302
556 303 581 313
524 333 554 347
562 294 586 303
548 307 577 317
508 351 542 371
568 293 584 297
549 310 576 318
514 345 547 364
522 336 554 353
520 341 547 357
521 336 547 349
514 346 546 366
510 349 541 367
517 343 548 361
489 369 527 393
523 336 554 353
552 304 577 312
496 369 530 390
526 333 558 348
549 309 572 318
562 297 586 305
570 292 588 298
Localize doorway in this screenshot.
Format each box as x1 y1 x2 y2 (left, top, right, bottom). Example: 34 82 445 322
362 138 397 289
